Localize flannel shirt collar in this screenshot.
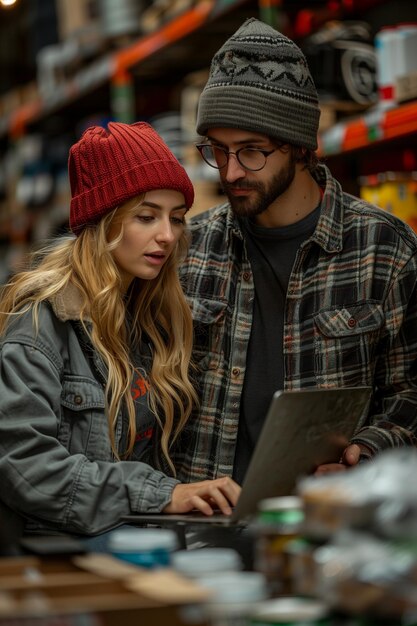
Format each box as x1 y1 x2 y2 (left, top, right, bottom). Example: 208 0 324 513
311 163 345 254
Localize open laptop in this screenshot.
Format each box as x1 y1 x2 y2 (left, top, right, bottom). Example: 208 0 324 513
122 386 372 528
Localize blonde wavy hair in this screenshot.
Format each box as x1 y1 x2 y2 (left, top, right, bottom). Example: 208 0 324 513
0 195 198 475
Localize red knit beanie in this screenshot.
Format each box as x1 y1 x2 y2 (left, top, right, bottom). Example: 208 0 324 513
68 121 194 235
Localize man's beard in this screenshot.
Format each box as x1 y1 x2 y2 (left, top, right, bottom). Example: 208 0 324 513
221 155 296 218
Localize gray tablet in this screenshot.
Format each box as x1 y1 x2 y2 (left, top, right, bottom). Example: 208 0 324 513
123 386 372 527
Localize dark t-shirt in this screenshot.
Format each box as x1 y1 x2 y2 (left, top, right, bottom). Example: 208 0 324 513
120 339 156 462
233 206 320 485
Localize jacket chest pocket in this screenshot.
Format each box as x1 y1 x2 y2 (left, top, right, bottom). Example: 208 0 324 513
60 376 109 460
191 297 228 372
314 302 384 386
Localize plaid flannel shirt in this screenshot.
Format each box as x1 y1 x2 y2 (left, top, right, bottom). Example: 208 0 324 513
176 164 417 481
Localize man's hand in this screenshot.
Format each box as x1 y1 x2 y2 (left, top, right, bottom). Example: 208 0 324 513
314 443 371 476
163 477 241 516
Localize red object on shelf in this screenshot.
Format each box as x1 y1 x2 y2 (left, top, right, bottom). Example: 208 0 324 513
293 0 388 38
9 101 43 139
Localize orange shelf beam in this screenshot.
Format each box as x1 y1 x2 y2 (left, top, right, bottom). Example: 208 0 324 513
114 2 214 74
342 118 369 152
9 101 43 140
3 1 216 138
382 101 417 140
320 101 417 156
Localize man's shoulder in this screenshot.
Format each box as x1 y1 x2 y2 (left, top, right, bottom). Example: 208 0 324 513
343 192 417 252
187 201 230 231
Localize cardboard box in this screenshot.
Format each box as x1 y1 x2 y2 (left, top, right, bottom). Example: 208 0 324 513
55 0 95 40
395 72 417 104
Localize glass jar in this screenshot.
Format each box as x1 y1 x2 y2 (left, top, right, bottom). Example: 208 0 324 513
253 496 304 597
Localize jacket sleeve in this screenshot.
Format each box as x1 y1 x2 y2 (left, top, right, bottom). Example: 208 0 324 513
0 340 179 535
351 254 417 456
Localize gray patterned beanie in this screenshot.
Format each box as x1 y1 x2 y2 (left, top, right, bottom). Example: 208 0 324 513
196 18 320 151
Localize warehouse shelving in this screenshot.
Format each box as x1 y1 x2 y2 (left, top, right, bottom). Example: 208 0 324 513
319 100 417 156
1 0 251 140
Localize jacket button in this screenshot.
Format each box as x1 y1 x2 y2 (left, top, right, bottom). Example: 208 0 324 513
74 395 83 405
232 368 240 377
243 272 251 281
348 317 357 328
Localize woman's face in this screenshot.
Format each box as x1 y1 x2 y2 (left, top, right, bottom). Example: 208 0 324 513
109 189 187 291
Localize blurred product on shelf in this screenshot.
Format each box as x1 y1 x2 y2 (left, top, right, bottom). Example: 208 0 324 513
36 33 106 99
248 596 330 626
108 527 179 568
0 82 38 124
98 0 149 39
36 39 80 98
359 171 417 232
147 106 224 218
101 0 140 36
55 0 99 41
314 529 417 617
298 449 417 541
12 133 71 213
110 69 136 124
0 128 74 280
318 99 370 134
252 496 304 597
180 68 210 144
302 20 377 105
283 536 323 598
375 23 417 106
197 570 268 626
180 66 225 216
149 110 184 161
140 0 203 34
172 547 243 579
289 449 417 619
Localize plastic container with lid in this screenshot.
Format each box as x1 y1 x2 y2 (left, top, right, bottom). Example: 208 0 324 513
249 596 330 625
108 527 178 568
198 571 268 626
172 548 243 579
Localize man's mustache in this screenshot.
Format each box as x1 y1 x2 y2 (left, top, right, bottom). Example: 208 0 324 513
222 181 262 192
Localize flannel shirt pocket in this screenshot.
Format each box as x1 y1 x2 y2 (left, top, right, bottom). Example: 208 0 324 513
190 298 228 371
314 302 384 385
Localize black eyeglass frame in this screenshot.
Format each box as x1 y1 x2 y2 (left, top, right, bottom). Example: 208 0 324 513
195 143 279 172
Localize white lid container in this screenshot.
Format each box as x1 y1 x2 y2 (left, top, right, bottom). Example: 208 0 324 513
198 571 268 605
108 527 178 552
172 548 243 578
249 596 329 623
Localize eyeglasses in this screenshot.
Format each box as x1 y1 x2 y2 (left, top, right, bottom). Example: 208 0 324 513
196 143 279 172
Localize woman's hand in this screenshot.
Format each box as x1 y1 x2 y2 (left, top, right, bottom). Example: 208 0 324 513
163 477 241 516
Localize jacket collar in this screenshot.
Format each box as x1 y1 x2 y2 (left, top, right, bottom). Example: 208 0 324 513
49 282 89 323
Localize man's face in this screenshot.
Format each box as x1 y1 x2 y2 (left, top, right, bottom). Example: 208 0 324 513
204 128 296 219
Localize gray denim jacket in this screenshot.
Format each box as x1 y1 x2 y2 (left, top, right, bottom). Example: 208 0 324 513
0 284 179 535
